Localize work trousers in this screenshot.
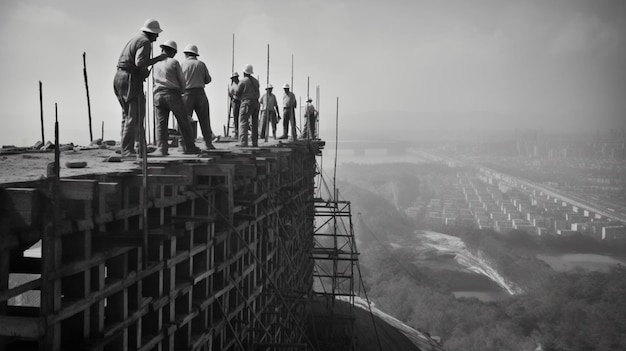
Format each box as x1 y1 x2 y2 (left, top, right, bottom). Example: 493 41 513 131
302 114 316 139
238 100 260 146
114 69 145 155
260 110 278 139
282 107 297 140
154 90 197 153
231 99 241 137
183 88 212 147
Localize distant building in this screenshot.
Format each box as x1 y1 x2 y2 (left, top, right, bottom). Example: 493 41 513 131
602 226 626 240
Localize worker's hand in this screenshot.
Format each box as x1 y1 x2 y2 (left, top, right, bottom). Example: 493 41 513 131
157 53 168 61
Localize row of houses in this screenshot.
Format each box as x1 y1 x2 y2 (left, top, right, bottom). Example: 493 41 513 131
412 170 626 240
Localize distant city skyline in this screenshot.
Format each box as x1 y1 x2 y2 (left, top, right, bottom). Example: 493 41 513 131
1 0 625 146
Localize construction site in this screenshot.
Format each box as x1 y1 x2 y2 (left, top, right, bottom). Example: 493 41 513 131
0 136 378 351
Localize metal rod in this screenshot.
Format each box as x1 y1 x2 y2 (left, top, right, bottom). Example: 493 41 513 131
316 85 320 139
83 52 93 141
39 81 45 144
101 121 104 141
231 33 235 74
55 103 60 179
264 43 270 142
333 97 338 199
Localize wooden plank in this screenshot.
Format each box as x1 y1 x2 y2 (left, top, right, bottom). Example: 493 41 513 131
0 316 39 338
0 188 40 227
130 175 188 186
60 179 97 200
0 278 41 303
98 182 119 195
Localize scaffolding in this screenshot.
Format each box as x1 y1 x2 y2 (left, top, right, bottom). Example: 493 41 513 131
309 160 359 351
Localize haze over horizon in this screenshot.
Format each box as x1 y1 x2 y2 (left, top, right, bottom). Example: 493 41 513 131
1 0 624 146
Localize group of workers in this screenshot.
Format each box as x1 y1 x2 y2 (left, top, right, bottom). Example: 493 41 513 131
114 19 318 156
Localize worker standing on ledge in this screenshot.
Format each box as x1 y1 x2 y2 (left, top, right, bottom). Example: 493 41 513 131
113 19 167 157
228 72 241 138
279 83 297 140
259 84 281 140
302 98 317 139
235 64 260 147
181 44 215 150
152 40 201 156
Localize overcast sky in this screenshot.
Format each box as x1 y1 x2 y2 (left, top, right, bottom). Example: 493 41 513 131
1 0 624 146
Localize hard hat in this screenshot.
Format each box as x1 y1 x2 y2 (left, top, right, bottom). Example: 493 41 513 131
266 84 273 90
282 83 290 89
140 19 163 34
231 72 239 78
183 44 199 56
160 40 177 51
243 64 254 75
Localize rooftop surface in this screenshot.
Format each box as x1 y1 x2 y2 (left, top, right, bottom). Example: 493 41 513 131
0 136 308 186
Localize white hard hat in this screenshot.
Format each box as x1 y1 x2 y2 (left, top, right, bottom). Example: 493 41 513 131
243 64 254 75
282 83 290 89
140 19 162 34
266 84 273 89
160 40 177 51
183 44 199 56
231 72 239 78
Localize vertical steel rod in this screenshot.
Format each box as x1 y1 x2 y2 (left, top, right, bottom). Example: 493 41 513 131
83 52 93 141
39 81 44 144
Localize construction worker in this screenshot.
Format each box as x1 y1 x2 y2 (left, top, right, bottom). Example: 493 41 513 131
279 83 297 140
152 40 201 156
259 84 281 139
235 64 260 147
302 98 318 139
228 72 241 138
114 19 167 157
181 44 215 150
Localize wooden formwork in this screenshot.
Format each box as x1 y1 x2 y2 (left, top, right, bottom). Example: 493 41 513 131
0 142 323 351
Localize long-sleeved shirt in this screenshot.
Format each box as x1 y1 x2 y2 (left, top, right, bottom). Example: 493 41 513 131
259 92 279 113
152 57 186 94
235 75 260 102
181 56 211 90
229 81 239 101
116 33 152 71
282 91 297 109
304 103 317 117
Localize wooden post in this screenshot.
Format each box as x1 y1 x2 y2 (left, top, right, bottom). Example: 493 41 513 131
83 52 93 142
39 81 44 144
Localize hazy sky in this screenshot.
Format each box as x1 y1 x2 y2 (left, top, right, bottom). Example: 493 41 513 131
1 0 624 146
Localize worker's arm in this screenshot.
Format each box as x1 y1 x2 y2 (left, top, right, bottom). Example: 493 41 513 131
136 43 166 69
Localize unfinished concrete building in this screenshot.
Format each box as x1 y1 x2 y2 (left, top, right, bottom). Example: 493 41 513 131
0 141 362 351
